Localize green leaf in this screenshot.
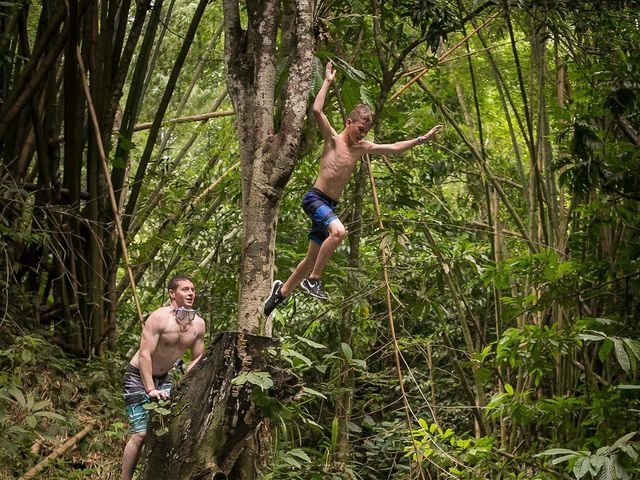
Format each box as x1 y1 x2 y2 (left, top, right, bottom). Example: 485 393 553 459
21 350 32 364
574 457 590 479
33 411 66 422
331 416 339 449
282 455 301 469
613 339 631 374
295 336 326 350
303 387 327 399
9 386 26 409
32 400 51 412
551 453 579 465
599 340 614 363
623 338 640 361
504 383 514 395
155 408 171 415
341 343 353 363
288 449 311 463
246 371 274 390
283 349 313 368
26 415 37 428
536 448 578 457
350 358 367 370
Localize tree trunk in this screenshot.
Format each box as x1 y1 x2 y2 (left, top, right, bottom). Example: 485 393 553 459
223 0 313 335
140 332 302 479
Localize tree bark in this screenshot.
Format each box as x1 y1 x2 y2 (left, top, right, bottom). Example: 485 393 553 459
140 332 302 479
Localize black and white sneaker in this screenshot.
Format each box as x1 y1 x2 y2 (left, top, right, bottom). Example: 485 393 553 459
263 280 287 316
300 277 329 300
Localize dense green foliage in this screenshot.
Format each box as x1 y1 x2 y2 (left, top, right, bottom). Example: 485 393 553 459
1 0 639 478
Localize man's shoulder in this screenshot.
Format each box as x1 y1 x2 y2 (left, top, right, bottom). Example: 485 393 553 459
194 316 206 333
145 306 172 328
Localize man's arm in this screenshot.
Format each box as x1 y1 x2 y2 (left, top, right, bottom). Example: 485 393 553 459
367 124 444 156
186 320 206 372
312 61 337 141
138 313 169 400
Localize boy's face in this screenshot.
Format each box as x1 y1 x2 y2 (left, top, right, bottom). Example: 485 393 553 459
346 119 371 143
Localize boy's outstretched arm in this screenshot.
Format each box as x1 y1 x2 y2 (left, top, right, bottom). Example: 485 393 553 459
313 61 337 141
367 124 444 155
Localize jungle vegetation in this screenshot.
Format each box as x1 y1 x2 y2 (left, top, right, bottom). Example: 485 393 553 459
0 0 639 478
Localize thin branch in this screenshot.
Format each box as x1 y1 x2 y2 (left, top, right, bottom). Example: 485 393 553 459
18 423 94 480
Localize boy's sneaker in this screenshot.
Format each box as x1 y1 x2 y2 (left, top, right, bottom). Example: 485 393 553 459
300 277 329 300
263 280 287 316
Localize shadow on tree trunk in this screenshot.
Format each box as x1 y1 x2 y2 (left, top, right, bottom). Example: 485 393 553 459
140 331 302 479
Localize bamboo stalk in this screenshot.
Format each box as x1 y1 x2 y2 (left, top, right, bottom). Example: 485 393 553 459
18 423 94 480
76 47 146 328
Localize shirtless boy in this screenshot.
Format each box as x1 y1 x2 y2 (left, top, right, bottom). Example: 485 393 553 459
263 62 443 316
121 276 206 480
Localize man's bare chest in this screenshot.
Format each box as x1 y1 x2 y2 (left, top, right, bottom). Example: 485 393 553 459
159 327 197 349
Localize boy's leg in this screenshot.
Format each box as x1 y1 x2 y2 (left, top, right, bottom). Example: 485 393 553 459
308 218 345 279
281 241 321 296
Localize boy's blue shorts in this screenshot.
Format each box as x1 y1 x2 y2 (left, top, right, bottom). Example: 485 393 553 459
302 188 339 245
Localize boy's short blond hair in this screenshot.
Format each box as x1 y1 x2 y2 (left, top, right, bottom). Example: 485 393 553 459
347 104 373 127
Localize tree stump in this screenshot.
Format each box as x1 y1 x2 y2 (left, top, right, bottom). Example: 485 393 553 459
140 331 302 480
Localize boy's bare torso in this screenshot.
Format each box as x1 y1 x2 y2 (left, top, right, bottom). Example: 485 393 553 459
129 306 203 375
313 130 367 201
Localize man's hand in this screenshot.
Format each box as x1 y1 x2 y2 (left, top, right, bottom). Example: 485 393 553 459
147 388 170 401
325 61 336 82
418 124 444 144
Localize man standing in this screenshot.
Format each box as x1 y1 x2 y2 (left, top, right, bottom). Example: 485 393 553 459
263 61 443 315
121 276 206 480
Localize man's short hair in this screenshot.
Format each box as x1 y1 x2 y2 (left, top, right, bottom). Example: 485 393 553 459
348 104 373 127
167 275 192 292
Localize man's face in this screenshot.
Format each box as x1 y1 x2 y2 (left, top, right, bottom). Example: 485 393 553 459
347 119 371 143
169 280 196 308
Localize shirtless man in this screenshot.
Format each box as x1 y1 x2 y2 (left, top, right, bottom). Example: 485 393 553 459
263 62 443 315
121 276 205 480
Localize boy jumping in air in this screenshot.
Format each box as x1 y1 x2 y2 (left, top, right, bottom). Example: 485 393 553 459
263 61 443 316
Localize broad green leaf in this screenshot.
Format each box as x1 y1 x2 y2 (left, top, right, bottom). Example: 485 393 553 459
623 338 640 361
246 371 273 390
33 411 66 421
21 350 32 364
282 455 301 469
295 336 326 350
26 415 37 428
536 448 578 457
303 387 327 399
288 449 311 463
9 386 26 409
504 383 514 395
341 343 353 363
574 457 590 479
551 453 579 465
613 339 631 374
283 349 313 368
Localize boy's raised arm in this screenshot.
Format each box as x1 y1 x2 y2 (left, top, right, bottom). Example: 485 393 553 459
312 61 337 141
367 124 443 155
